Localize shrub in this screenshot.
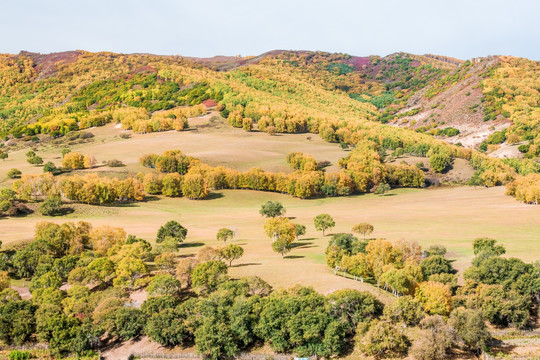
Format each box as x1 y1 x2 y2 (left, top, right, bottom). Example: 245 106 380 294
429 153 451 173
7 168 22 179
43 161 60 174
8 350 31 360
359 320 410 359
106 159 125 167
38 194 63 216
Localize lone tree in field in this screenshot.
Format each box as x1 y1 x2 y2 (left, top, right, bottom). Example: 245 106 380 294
216 228 234 243
259 201 286 218
157 220 188 245
352 223 374 241
314 214 335 236
218 244 244 266
295 224 306 240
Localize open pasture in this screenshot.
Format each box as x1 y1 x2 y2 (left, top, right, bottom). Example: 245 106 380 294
1 185 538 299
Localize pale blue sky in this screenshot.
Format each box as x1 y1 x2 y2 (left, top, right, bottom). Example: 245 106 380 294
2 0 539 60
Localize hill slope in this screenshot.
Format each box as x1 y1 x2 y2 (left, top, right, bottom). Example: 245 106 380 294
0 49 539 193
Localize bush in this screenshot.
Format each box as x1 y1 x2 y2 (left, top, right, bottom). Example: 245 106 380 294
38 195 63 216
43 161 60 174
429 153 451 173
7 168 22 179
359 320 410 359
27 155 43 165
8 350 31 360
106 159 125 167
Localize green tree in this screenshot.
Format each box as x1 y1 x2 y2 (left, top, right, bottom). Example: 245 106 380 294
383 295 425 326
27 156 43 165
218 244 244 266
147 274 181 296
420 255 455 277
191 260 228 293
314 213 335 235
271 237 292 258
327 289 383 335
108 307 145 340
157 220 187 245
43 162 59 174
295 224 306 240
374 183 391 195
448 308 490 353
259 201 286 218
216 228 234 243
7 168 22 179
429 153 451 173
38 194 63 216
472 237 506 256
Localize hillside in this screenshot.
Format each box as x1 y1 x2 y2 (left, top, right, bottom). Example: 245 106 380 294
0 49 539 198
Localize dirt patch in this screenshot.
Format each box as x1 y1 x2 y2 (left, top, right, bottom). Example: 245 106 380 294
11 285 31 300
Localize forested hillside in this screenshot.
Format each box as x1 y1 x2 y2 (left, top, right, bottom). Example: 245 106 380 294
0 50 539 200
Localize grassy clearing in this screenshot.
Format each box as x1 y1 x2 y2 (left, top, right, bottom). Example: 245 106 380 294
0 114 348 185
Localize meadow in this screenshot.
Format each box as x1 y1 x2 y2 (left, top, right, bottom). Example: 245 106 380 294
2 115 539 299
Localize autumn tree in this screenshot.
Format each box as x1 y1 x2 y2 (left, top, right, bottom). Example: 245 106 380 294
89 225 127 256
414 281 452 316
181 173 208 199
314 213 335 235
352 223 374 240
62 152 85 170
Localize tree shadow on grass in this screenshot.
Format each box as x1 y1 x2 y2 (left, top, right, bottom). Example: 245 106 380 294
203 192 224 200
291 242 313 249
181 242 205 248
284 255 305 259
109 202 140 208
286 216 296 220
49 207 75 216
142 195 161 202
231 262 262 268
298 237 317 241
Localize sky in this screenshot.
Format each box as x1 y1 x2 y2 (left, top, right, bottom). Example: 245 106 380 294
2 0 539 60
